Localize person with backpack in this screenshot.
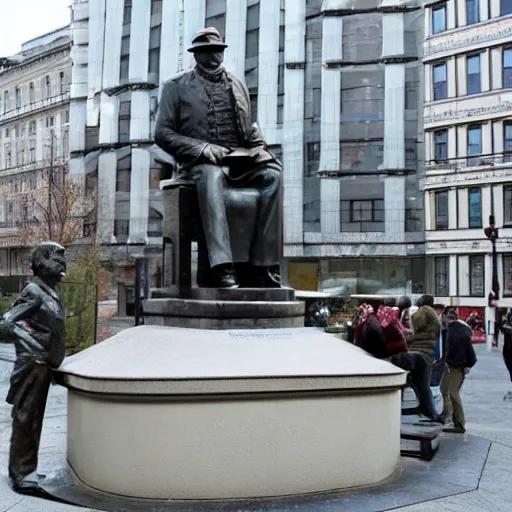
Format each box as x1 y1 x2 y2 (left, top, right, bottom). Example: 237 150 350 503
440 309 477 433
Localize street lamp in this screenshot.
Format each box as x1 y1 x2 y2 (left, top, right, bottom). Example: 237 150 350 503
484 215 499 346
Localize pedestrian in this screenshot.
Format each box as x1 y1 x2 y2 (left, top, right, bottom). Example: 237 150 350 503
354 303 387 359
501 310 512 401
440 309 477 433
377 306 408 357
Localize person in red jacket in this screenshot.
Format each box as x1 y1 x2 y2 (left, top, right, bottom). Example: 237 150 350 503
377 306 408 357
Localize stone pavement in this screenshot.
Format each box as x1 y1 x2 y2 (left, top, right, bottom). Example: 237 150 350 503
0 343 511 512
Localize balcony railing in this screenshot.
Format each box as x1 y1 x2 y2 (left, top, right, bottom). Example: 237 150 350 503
426 153 512 171
0 91 70 123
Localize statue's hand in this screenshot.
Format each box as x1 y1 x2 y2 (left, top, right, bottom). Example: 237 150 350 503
203 144 231 165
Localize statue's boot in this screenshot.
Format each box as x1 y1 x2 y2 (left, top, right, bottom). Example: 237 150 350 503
12 471 42 494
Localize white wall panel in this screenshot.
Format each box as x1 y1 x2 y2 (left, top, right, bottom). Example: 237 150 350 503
129 0 151 83
225 0 248 79
383 64 405 169
129 148 150 243
385 176 405 234
458 188 469 229
448 188 457 229
458 255 470 296
382 13 404 57
102 0 124 89
160 0 181 83
98 93 119 144
130 90 150 141
98 150 117 244
183 0 206 70
69 100 87 152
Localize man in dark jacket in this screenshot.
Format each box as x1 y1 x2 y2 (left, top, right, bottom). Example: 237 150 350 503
501 310 512 401
0 242 67 493
155 27 281 288
440 309 477 433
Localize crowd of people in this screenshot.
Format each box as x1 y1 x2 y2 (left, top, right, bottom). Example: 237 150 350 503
352 294 477 434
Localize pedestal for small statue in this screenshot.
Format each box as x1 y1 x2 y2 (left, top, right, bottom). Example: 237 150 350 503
57 326 406 501
143 287 305 329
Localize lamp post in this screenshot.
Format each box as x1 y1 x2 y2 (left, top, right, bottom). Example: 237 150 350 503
484 215 499 347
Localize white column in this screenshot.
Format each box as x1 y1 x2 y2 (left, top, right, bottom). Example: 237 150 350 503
183 0 206 70
257 0 280 145
320 14 342 234
129 0 151 83
447 0 456 29
447 58 456 98
425 131 432 161
54 113 62 158
457 125 467 157
130 91 150 141
98 93 119 145
448 127 457 159
482 185 492 225
457 0 466 26
382 13 404 57
129 148 150 244
480 0 489 21
458 188 469 229
283 0 306 245
481 49 490 92
493 120 504 153
425 191 432 231
425 6 432 37
489 0 500 18
385 176 405 234
69 101 87 153
491 47 503 90
102 0 124 89
458 255 470 296
494 184 504 228
457 55 467 96
448 188 457 229
449 255 457 297
425 64 432 102
160 0 180 83
88 0 105 97
225 0 247 79
383 64 405 169
482 121 492 155
98 150 118 245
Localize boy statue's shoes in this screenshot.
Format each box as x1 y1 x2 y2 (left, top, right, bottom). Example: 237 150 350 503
442 425 466 434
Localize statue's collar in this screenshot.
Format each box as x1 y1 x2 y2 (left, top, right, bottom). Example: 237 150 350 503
30 276 61 303
195 64 226 83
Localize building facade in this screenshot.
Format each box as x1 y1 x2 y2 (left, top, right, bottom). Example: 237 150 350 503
70 0 426 301
423 0 512 343
0 27 72 292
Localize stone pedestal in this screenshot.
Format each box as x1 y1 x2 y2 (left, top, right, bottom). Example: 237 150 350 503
57 326 406 501
143 287 305 329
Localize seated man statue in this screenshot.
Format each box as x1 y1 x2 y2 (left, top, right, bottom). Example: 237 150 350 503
155 27 282 289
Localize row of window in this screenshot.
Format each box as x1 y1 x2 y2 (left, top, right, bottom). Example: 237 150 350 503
431 122 512 162
434 255 485 296
431 0 512 35
2 72 69 114
434 187 482 229
432 47 512 101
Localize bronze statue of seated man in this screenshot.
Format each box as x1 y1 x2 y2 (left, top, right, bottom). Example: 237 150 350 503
155 27 282 289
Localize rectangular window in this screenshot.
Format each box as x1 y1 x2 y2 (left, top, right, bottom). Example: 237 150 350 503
504 254 512 296
29 82 35 103
469 255 485 296
15 87 21 108
434 129 448 161
120 36 130 83
118 101 131 143
148 25 161 83
466 0 480 24
60 71 67 93
504 47 512 89
435 190 449 229
467 124 482 162
504 186 512 225
432 4 446 34
306 142 321 176
434 256 449 296
505 122 512 154
350 200 384 223
467 54 481 94
3 91 9 112
45 75 51 98
468 188 481 228
433 63 447 100
502 0 512 16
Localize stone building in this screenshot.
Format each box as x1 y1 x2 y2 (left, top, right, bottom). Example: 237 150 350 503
70 0 426 304
0 27 72 292
422 0 512 343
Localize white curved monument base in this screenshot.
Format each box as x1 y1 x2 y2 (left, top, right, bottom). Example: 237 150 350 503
58 326 406 500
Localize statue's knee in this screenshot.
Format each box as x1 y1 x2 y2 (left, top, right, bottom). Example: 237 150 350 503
264 168 281 186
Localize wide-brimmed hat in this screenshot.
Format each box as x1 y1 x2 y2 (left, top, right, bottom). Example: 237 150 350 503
188 27 228 53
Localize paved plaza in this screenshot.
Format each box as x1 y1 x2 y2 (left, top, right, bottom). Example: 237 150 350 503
0 342 511 512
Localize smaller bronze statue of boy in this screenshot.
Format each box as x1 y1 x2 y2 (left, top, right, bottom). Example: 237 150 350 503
0 242 66 493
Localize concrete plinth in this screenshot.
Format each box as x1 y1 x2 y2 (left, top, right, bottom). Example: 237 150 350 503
57 326 406 501
143 287 305 329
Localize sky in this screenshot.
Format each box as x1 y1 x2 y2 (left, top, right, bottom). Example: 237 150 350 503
0 0 71 57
